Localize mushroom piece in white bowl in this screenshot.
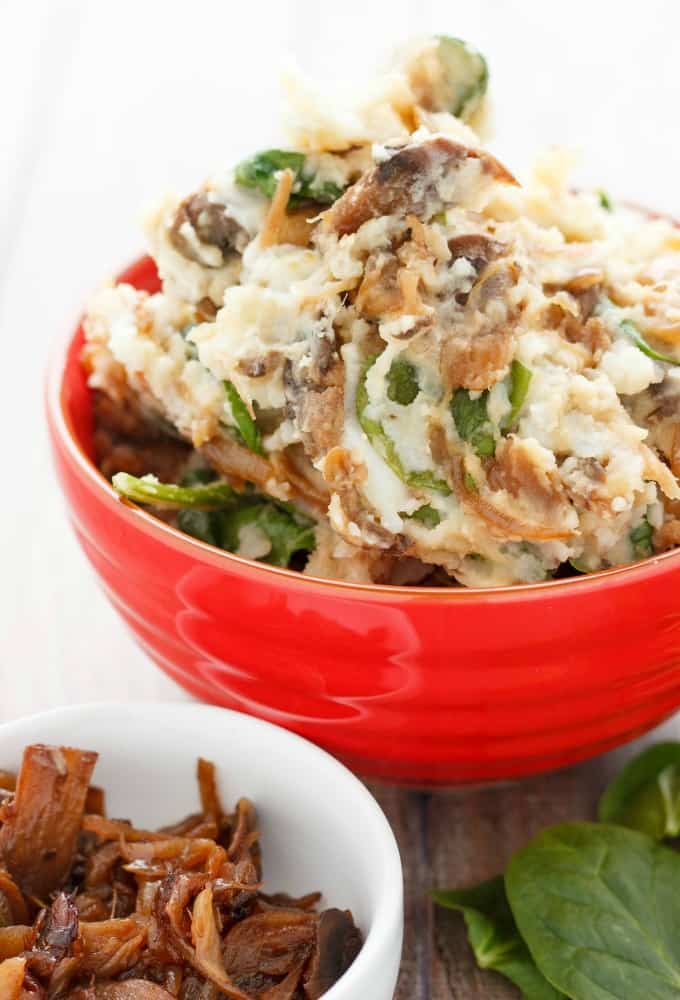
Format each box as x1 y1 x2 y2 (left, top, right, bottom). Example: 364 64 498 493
0 702 403 999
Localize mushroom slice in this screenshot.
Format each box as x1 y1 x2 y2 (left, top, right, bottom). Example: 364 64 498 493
447 233 507 271
304 909 363 1000
0 957 26 1000
169 193 250 266
431 426 576 541
440 260 521 391
0 745 97 899
323 136 517 236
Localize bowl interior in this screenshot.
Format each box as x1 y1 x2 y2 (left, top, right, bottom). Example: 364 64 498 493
0 703 403 993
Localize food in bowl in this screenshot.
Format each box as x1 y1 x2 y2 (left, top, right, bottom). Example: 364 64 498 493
0 743 361 998
82 35 680 588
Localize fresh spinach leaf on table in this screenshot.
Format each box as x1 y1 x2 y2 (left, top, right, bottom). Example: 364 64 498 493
598 742 680 840
432 877 563 999
506 822 680 1000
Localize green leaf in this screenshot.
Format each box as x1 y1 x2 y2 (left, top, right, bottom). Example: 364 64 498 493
598 743 680 840
432 878 563 999
177 509 224 547
506 822 680 1000
620 319 679 365
234 148 343 206
501 361 532 433
403 504 441 528
357 356 451 495
386 358 419 405
630 517 654 559
221 502 315 567
451 389 496 457
224 381 265 456
435 36 489 120
234 149 306 199
181 467 218 487
113 472 236 510
598 190 613 211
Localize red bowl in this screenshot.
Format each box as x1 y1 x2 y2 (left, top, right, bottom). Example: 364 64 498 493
46 255 680 785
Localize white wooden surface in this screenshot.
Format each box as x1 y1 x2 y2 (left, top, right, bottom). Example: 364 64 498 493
2 0 680 722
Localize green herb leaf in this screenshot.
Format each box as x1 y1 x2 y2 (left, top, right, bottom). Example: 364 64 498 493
181 467 218 487
598 743 680 840
234 148 343 206
224 381 265 456
221 502 315 567
177 509 224 547
357 356 451 494
621 319 680 365
386 358 419 405
630 517 654 559
432 878 563 999
302 174 345 205
506 822 680 1000
113 473 236 510
435 36 489 120
598 190 613 211
451 389 496 457
501 361 532 433
234 149 306 199
404 504 441 528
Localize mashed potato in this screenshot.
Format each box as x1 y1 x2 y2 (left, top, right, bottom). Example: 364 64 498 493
83 36 680 586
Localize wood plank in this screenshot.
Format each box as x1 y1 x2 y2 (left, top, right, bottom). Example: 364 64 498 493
369 732 671 998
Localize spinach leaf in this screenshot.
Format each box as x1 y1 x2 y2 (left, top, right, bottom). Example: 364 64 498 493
234 149 306 199
598 743 680 840
432 877 563 999
451 389 496 457
386 358 419 405
404 504 441 528
620 319 679 365
175 468 225 545
234 148 343 206
221 501 315 567
181 467 218 487
506 822 680 1000
114 468 314 568
357 356 451 494
501 361 532 433
630 517 654 559
224 381 265 456
112 472 236 510
435 36 489 120
177 509 224 547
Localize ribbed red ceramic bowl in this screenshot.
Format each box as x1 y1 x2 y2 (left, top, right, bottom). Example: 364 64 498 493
46 256 680 785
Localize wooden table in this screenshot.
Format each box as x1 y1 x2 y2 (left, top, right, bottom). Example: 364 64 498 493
370 728 674 999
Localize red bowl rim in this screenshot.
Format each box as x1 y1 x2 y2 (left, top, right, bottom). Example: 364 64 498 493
46 257 680 603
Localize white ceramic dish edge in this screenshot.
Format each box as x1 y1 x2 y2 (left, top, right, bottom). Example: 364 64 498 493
0 702 404 1000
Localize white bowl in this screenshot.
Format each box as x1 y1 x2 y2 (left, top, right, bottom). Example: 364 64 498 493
0 702 403 999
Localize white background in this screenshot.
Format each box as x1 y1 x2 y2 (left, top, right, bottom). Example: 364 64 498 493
2 0 680 719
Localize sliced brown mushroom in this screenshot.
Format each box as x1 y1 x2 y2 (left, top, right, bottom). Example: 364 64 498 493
447 233 507 272
304 908 363 1000
0 745 97 899
283 328 345 463
323 137 517 236
440 260 521 391
0 957 26 1000
169 194 249 266
430 426 575 541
